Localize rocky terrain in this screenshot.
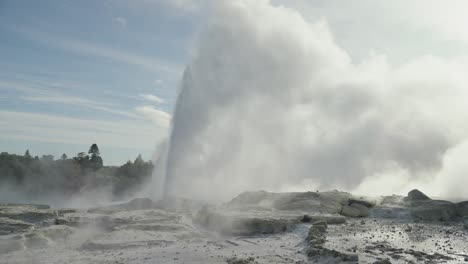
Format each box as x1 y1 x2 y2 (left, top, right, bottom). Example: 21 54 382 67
1 189 468 264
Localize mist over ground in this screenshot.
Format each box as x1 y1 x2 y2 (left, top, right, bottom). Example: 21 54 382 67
0 147 154 208
163 0 468 201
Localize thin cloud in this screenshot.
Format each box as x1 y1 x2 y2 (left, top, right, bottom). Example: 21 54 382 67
11 26 183 76
62 40 180 75
0 80 41 94
114 17 128 28
140 94 164 104
135 105 171 127
22 94 140 119
0 111 167 150
1 79 141 119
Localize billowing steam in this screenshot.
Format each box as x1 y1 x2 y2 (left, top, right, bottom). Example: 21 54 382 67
163 0 468 201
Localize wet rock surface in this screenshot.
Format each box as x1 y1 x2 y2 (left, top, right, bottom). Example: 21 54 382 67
0 217 33 235
1 190 467 264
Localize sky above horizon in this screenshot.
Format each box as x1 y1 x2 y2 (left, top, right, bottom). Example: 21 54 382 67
0 0 201 164
2 0 468 165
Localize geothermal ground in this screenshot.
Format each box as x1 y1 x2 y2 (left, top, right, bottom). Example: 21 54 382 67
1 190 468 264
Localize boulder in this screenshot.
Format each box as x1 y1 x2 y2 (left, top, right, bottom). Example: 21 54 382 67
405 189 431 202
228 190 351 215
340 204 369 218
340 205 361 218
306 221 327 245
227 191 282 208
349 198 375 208
194 207 294 236
300 214 346 224
410 200 457 221
273 191 351 214
350 203 369 217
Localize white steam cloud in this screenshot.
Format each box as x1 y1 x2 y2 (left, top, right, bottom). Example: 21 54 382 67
163 0 468 201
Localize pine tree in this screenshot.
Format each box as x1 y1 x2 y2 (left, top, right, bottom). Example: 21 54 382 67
134 154 144 164
88 144 100 157
88 144 103 170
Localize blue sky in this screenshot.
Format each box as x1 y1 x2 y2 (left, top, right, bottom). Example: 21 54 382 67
0 0 202 164
2 0 468 165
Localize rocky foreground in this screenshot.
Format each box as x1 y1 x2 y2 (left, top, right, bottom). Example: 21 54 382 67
1 190 468 264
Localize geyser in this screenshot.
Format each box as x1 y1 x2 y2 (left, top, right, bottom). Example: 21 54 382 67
163 0 468 201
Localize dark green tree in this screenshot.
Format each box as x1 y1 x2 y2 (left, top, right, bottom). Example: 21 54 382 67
134 154 144 164
61 153 68 160
76 152 88 160
24 150 32 159
73 152 89 171
88 144 103 171
41 155 54 162
88 144 100 157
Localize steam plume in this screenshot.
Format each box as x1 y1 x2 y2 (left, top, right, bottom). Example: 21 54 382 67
163 0 468 201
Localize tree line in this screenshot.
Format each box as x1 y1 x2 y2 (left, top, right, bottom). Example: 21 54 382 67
0 144 153 198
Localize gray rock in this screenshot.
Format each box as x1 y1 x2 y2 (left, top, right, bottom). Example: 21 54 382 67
0 217 33 235
306 221 327 244
194 207 294 236
340 205 361 217
341 204 369 217
455 201 468 217
0 206 56 223
274 191 351 214
349 198 375 208
312 220 327 228
406 189 431 202
410 200 457 221
228 190 351 215
227 191 281 208
373 259 392 264
307 247 358 262
300 214 346 225
350 203 369 217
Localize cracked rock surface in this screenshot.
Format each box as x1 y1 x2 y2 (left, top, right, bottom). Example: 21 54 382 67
1 190 468 264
